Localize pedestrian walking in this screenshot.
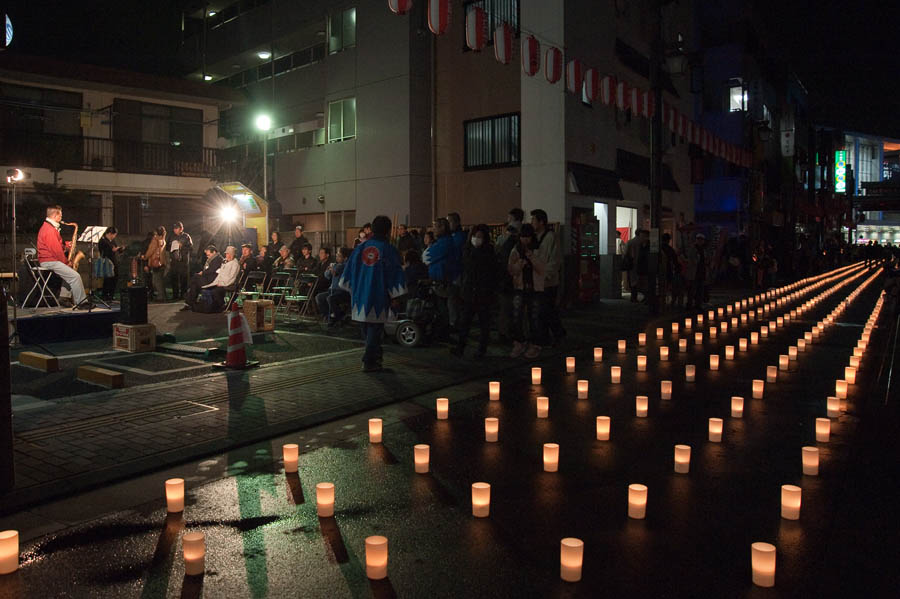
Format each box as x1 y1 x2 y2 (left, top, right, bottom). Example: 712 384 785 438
339 216 407 372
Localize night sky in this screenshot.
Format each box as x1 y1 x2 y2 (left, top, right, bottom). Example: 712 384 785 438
3 0 900 137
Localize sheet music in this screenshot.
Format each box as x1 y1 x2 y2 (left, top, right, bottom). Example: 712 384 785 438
78 226 108 243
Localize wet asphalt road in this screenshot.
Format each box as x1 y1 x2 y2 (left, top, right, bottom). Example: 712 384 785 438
0 264 894 598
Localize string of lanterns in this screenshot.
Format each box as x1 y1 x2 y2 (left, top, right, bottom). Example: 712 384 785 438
387 0 753 167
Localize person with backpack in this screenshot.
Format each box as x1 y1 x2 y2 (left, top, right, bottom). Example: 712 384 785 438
452 224 498 359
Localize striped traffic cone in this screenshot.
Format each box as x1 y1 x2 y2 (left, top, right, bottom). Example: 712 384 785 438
217 303 259 369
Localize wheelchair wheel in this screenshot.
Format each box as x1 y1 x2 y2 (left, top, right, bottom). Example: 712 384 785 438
395 321 423 348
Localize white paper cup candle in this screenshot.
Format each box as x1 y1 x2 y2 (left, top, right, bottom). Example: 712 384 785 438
731 317 738 329
752 380 764 399
781 485 802 520
685 364 696 382
742 313 748 324
182 531 205 576
414 444 430 474
532 367 542 385
767 366 777 383
779 355 789 371
725 345 735 360
577 380 588 399
709 309 715 321
797 339 806 352
684 318 692 330
709 326 717 339
637 355 647 372
485 418 498 442
560 537 584 582
635 395 649 418
659 346 669 361
695 332 703 346
656 327 664 340
718 307 724 318
751 542 776 587
802 446 819 475
835 380 847 399
788 346 797 361
566 356 575 373
369 418 383 443
751 332 759 345
661 380 672 400
845 367 856 385
720 322 728 334
611 366 621 384
618 339 626 353
815 418 831 442
628 484 648 519
543 443 560 472
316 482 335 517
761 325 769 338
849 355 860 369
698 314 705 325
0 530 18 575
283 444 299 473
739 338 748 352
826 396 840 418
804 331 812 343
166 478 185 513
536 396 549 418
709 355 720 371
731 396 744 418
672 322 679 335
489 381 500 401
638 333 646 346
679 338 687 352
435 397 449 420
853 347 863 358
708 418 723 442
593 347 603 362
365 536 389 580
674 445 691 473
471 483 491 518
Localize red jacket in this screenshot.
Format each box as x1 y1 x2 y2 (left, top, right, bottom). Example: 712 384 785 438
37 220 68 264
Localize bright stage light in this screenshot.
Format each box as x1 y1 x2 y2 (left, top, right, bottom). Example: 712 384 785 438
255 114 272 131
219 205 239 224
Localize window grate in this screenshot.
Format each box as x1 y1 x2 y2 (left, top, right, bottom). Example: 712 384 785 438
464 113 520 170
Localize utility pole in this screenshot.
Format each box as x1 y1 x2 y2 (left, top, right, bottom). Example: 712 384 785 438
1 288 14 492
647 1 665 315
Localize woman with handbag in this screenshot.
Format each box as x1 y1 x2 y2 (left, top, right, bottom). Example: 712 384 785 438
143 226 168 301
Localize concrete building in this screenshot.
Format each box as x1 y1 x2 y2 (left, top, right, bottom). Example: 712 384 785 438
180 0 433 241
0 54 243 253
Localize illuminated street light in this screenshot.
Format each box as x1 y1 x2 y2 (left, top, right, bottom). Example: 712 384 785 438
255 114 272 132
257 51 272 60
203 75 213 81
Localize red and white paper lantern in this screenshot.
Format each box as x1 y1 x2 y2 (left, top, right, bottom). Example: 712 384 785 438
616 81 629 111
641 90 655 118
565 59 583 94
522 35 540 76
427 0 450 35
601 76 616 106
388 0 413 15
544 47 563 84
465 7 487 51
583 68 599 103
493 23 513 64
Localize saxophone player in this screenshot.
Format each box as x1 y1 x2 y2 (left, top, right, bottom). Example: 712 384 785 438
37 205 89 309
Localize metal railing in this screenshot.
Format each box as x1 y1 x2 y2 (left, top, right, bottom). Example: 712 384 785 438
0 131 219 178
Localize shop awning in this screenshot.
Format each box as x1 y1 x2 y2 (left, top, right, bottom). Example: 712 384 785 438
567 162 624 200
616 149 680 192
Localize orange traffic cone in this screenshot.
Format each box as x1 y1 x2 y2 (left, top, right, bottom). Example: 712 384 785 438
216 303 259 369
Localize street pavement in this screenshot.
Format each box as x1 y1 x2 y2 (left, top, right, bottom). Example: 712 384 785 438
1 265 898 597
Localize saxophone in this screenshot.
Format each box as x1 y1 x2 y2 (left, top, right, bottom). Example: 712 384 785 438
62 221 86 270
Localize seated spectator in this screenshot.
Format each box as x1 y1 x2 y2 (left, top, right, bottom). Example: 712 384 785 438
183 245 223 310
296 243 317 274
238 243 257 285
314 247 332 291
273 245 295 270
256 245 274 279
201 245 240 307
315 247 351 326
403 249 429 294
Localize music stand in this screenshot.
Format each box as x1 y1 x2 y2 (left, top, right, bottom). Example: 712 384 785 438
78 226 109 311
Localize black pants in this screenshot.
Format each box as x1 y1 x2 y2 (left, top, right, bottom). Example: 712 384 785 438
511 290 546 346
169 261 189 300
540 285 565 340
101 274 117 299
185 274 204 306
456 301 492 352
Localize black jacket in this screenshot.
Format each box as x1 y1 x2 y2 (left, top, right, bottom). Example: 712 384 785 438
397 233 416 254
199 254 224 286
460 244 498 305
99 236 118 261
166 232 193 264
289 235 308 259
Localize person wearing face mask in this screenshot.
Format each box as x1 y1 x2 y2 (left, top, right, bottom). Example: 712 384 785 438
508 223 547 358
451 224 498 358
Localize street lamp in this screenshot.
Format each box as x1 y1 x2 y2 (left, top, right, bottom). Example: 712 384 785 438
255 114 272 201
6 168 30 344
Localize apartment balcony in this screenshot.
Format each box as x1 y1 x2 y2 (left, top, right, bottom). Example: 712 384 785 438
0 131 220 179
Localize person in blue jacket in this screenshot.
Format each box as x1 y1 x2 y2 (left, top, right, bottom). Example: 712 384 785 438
423 217 460 340
340 215 407 372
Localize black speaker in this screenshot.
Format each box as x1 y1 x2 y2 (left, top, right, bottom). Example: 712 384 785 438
120 286 148 324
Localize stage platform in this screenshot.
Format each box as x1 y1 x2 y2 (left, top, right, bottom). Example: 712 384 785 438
9 304 122 345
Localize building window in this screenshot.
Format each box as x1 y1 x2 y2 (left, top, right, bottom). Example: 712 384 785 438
729 84 747 112
464 113 520 170
328 98 356 143
463 0 519 35
329 7 356 54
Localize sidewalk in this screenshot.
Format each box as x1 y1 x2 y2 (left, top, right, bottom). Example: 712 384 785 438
2 289 744 514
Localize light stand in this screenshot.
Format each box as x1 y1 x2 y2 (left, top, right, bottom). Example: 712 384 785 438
78 226 110 311
6 169 24 344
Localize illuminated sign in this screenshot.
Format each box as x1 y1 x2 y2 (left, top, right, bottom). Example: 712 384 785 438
835 150 847 194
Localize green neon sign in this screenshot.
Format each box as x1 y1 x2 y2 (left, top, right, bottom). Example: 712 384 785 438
835 150 847 193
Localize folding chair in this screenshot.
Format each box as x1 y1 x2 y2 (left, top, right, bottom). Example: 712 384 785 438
223 269 265 312
22 249 60 309
238 270 268 303
259 268 297 314
282 273 320 321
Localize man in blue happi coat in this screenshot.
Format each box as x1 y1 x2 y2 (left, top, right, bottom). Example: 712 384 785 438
340 215 407 372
